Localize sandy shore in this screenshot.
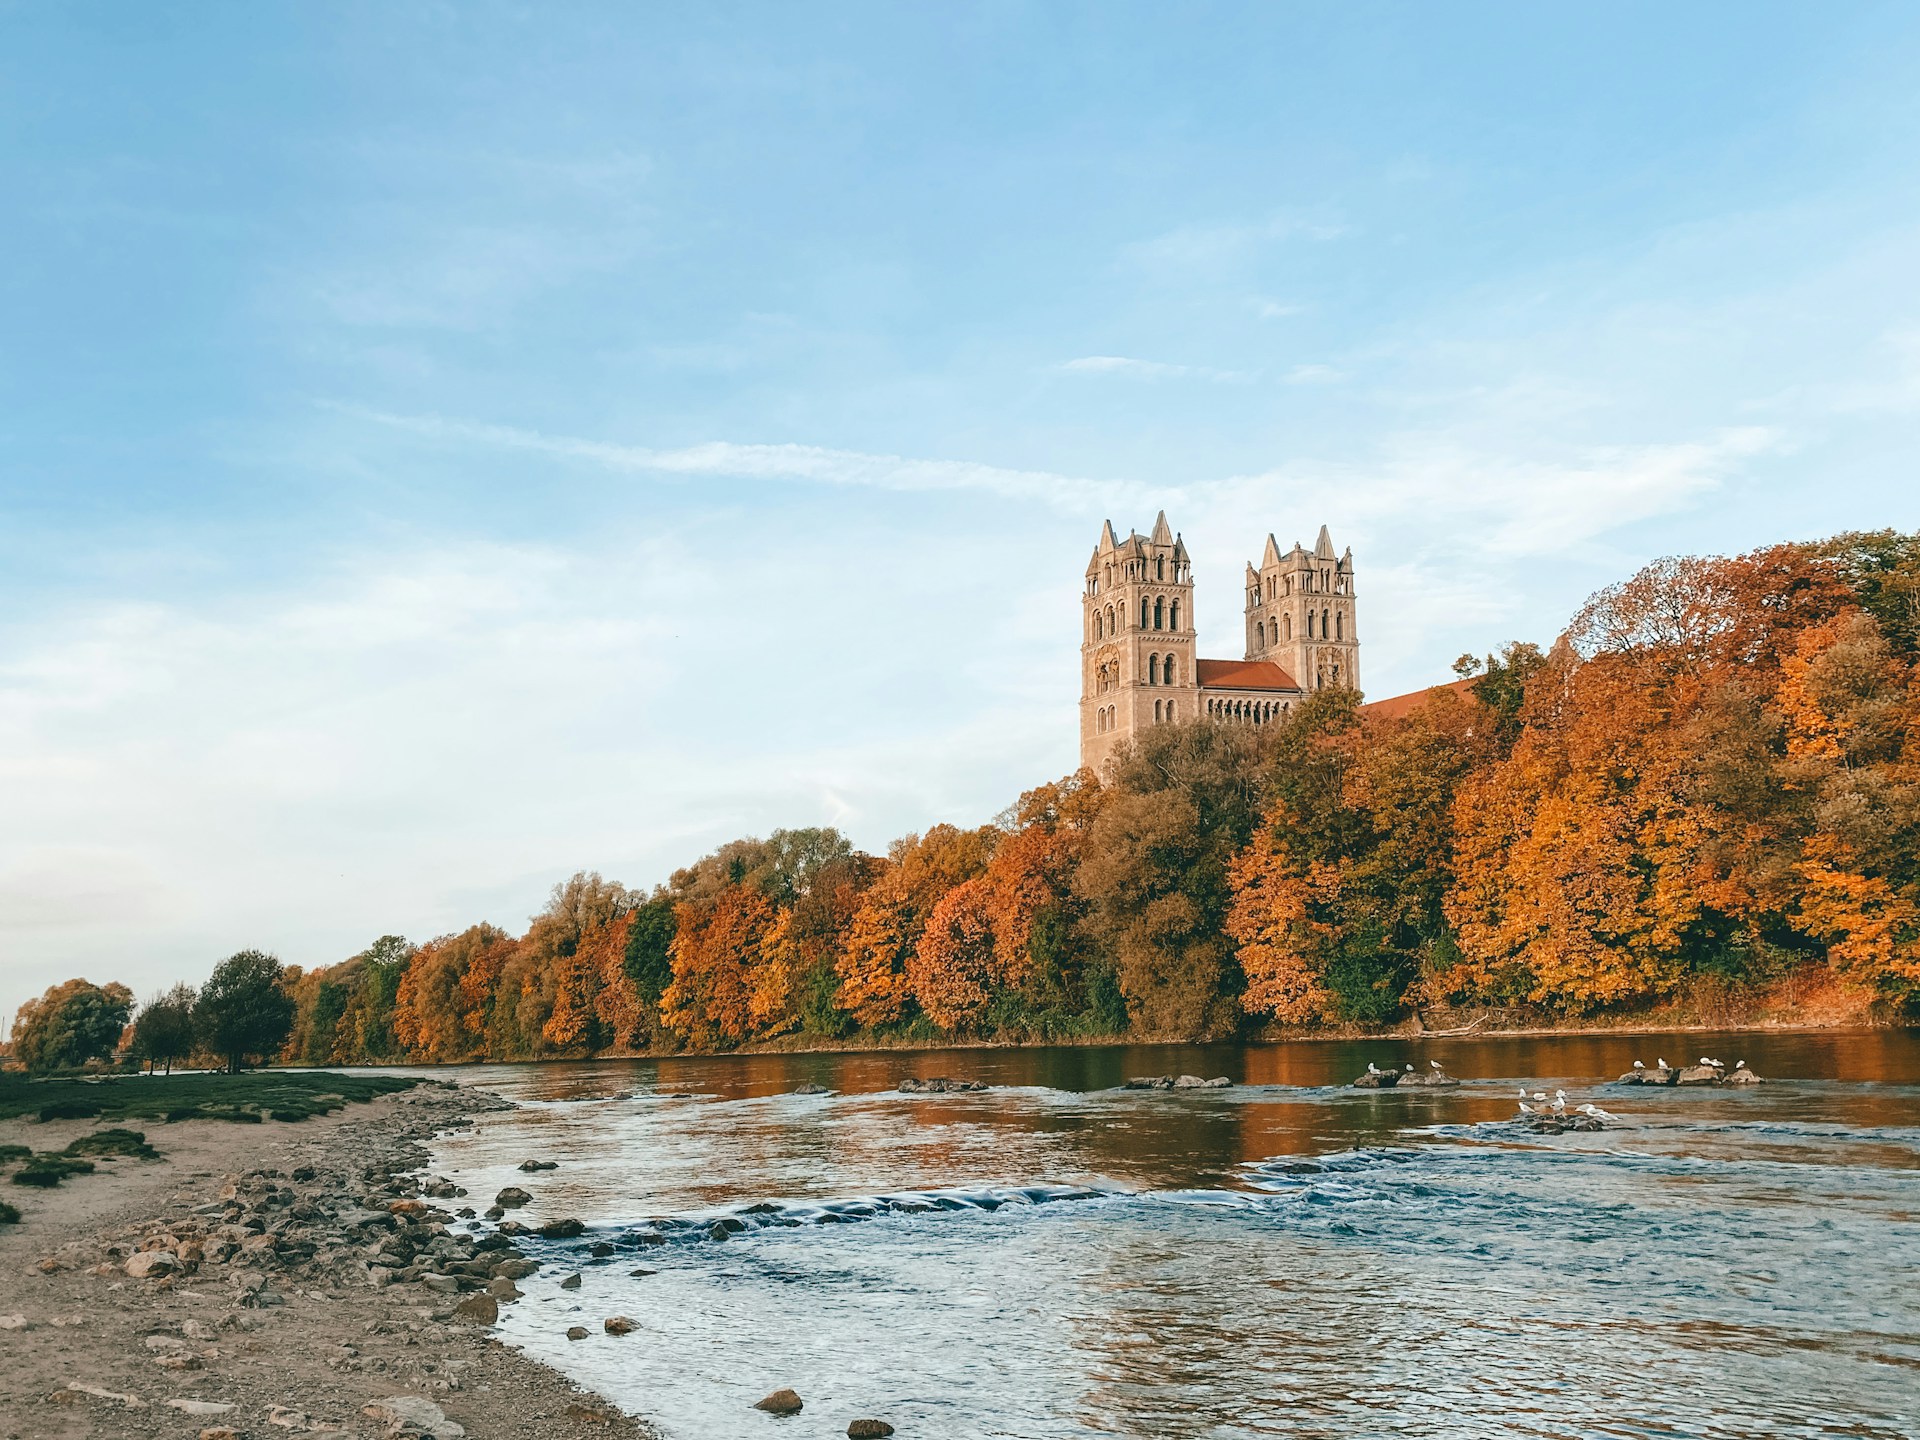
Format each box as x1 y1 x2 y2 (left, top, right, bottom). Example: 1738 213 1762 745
0 1081 655 1440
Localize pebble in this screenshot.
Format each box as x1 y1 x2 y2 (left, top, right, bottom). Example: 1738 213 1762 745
847 1422 895 1438
566 1325 590 1341
754 1388 804 1414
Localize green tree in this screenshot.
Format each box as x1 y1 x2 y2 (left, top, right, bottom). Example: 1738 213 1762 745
195 950 296 1072
130 983 198 1073
10 979 135 1073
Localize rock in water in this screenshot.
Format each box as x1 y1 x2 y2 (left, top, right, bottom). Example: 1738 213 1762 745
847 1422 896 1438
1675 1064 1722 1086
559 1272 582 1289
537 1217 586 1239
754 1389 804 1414
1350 1069 1401 1088
1728 1063 1764 1085
493 1187 532 1207
792 1083 830 1095
897 1077 986 1093
566 1325 590 1341
517 1159 558 1172
1124 1076 1173 1090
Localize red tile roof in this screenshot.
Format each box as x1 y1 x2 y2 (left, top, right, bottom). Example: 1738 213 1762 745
1194 658 1301 692
1359 676 1479 721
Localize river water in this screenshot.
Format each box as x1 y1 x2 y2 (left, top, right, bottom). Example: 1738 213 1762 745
415 1032 1920 1439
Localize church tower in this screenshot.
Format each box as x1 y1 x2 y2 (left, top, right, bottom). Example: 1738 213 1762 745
1243 524 1359 693
1080 511 1197 772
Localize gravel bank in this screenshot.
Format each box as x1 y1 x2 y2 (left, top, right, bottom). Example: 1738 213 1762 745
0 1081 655 1440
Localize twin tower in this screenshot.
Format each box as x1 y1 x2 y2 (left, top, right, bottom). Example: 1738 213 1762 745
1079 512 1359 771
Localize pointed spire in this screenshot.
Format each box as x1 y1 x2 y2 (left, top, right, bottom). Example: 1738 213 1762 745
1150 510 1173 545
1262 533 1282 567
1098 519 1118 552
1315 524 1335 558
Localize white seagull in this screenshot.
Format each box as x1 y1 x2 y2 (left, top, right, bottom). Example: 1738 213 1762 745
1632 1060 1646 1071
1578 1103 1619 1122
1657 1057 1669 1070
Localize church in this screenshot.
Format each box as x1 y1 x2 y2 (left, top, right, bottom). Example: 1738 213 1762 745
1080 512 1359 772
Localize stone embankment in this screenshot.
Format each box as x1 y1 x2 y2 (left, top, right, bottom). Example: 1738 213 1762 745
0 1081 654 1440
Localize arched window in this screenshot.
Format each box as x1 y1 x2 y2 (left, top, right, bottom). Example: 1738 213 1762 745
1170 600 1180 630
1148 654 1160 685
1166 699 1176 723
1322 608 1330 640
1141 597 1151 629
1336 611 1343 640
1284 614 1292 640
1153 596 1165 629
1305 611 1314 639
1256 621 1265 648
1165 656 1177 685
1092 611 1103 640
1156 556 1164 580
1106 605 1115 636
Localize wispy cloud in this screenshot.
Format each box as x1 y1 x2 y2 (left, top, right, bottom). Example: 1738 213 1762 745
1056 354 1255 383
1283 363 1345 385
1122 212 1348 271
331 403 1165 514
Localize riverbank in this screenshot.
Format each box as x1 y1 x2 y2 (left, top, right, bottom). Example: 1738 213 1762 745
0 1080 653 1440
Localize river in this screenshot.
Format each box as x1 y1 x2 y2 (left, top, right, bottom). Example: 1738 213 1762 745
414 1030 1920 1438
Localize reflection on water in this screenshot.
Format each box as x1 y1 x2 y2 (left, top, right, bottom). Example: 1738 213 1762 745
415 1031 1920 1438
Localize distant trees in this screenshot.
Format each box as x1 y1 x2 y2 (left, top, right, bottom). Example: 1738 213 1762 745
25 528 1918 1068
196 950 296 1072
130 983 198 1073
10 979 135 1073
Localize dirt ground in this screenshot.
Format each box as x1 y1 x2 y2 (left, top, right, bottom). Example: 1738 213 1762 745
0 1083 656 1440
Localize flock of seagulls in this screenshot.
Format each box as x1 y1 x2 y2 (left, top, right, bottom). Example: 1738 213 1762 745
1514 1086 1617 1123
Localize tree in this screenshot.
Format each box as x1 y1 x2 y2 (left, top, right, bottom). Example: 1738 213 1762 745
131 983 198 1073
11 979 135 1073
195 950 296 1072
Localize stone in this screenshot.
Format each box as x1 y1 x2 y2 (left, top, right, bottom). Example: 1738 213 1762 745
791 1083 830 1095
124 1250 180 1279
847 1422 895 1438
452 1293 498 1324
754 1388 804 1414
1124 1075 1172 1090
517 1159 558 1172
493 1187 533 1208
1350 1069 1402 1088
66 1381 146 1407
364 1394 467 1437
199 1429 242 1440
567 1325 590 1341
603 1315 634 1334
897 1077 986 1094
627 1268 656 1278
589 1241 615 1257
537 1218 586 1239
0 1314 29 1330
559 1272 582 1289
420 1273 460 1294
491 1257 539 1279
268 1404 315 1428
1728 1064 1764 1085
1675 1065 1723 1086
166 1399 237 1416
486 1277 522 1300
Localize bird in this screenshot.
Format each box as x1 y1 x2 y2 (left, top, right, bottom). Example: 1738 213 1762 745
1632 1060 1646 1071
1404 1064 1416 1073
1733 1059 1747 1069
1517 1100 1534 1115
1430 1060 1443 1070
1657 1057 1669 1070
1531 1091 1548 1102
1366 1062 1381 1075
1578 1103 1619 1122
1700 1056 1712 1067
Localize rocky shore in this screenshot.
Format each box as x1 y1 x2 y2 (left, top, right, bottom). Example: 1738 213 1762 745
0 1081 653 1440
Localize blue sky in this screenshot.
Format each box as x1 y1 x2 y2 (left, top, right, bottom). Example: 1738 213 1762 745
4 3 1919 1012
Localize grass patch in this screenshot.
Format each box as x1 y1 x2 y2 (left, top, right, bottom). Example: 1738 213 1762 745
0 1143 31 1164
12 1153 96 1187
64 1128 161 1160
0 1200 18 1224
0 1070 420 1124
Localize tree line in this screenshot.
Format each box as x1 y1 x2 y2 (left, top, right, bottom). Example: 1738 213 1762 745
9 530 1918 1073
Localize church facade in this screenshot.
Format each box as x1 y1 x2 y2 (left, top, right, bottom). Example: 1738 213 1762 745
1079 512 1359 772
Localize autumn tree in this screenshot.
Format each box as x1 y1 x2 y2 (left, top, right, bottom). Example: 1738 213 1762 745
837 824 996 1029
1075 722 1268 1038
11 979 135 1073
